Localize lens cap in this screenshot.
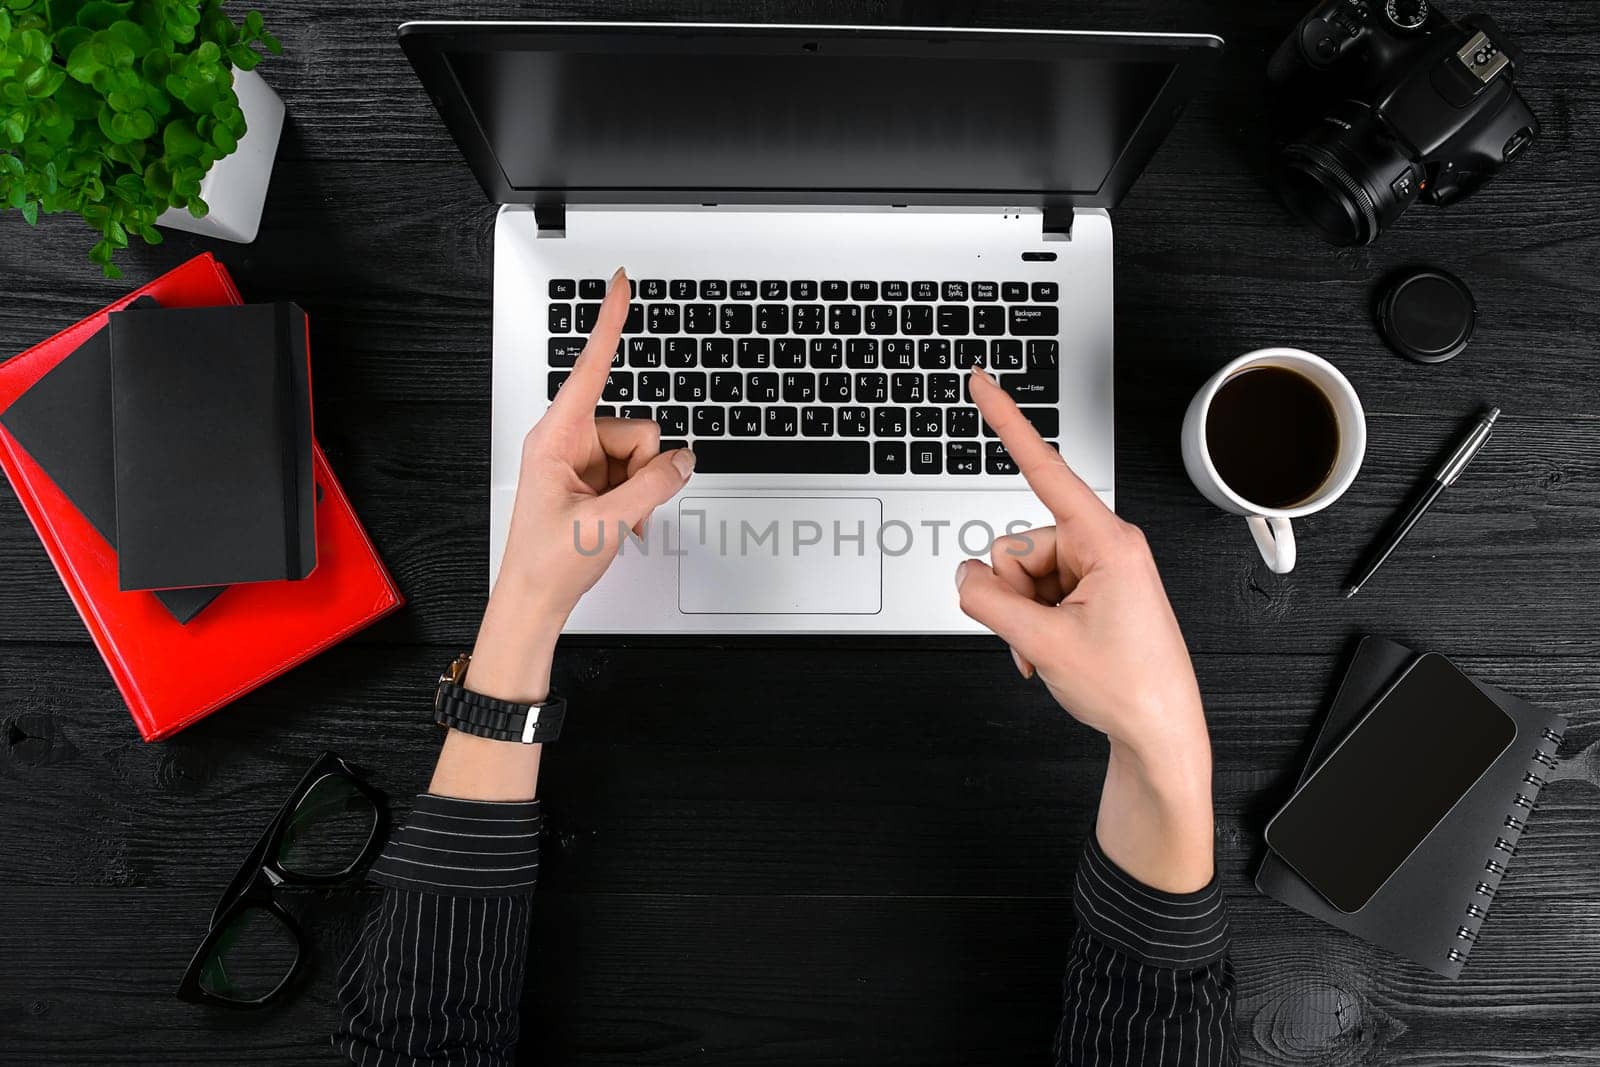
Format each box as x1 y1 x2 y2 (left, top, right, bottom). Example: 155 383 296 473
1377 267 1477 364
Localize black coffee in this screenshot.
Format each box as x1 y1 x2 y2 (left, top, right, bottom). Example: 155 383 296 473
1206 366 1340 509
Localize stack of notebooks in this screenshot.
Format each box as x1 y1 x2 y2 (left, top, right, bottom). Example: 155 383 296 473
1256 636 1565 978
0 254 402 740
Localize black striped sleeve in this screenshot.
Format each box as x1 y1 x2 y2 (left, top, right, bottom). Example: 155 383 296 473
1054 834 1237 1067
369 793 542 895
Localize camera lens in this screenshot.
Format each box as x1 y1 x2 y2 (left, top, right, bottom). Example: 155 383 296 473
1279 102 1418 245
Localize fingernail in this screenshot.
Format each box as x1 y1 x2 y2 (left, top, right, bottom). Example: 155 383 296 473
1010 647 1033 680
973 366 998 387
954 559 971 591
609 266 628 292
671 449 696 479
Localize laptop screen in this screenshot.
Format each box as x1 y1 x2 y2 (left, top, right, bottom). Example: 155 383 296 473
401 25 1223 207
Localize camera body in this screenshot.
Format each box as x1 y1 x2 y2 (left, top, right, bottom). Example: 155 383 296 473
1268 0 1538 245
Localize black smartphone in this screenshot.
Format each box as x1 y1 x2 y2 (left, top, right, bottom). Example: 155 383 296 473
1264 653 1517 914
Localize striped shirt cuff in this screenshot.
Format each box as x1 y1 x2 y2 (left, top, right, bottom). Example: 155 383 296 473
1072 832 1230 969
369 793 542 897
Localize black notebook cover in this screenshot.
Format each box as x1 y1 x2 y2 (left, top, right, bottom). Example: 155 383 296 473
0 299 224 623
109 303 315 591
1255 636 1565 978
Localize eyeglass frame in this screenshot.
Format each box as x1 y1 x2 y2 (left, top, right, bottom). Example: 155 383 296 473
176 750 389 1009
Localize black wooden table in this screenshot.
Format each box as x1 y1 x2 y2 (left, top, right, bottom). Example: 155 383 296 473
3 2 1597 1064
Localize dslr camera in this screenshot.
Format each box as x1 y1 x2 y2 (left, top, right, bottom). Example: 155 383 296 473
1268 0 1538 245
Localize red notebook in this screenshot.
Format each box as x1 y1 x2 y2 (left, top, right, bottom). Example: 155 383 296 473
0 253 404 740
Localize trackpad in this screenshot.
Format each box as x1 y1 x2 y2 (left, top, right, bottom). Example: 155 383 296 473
678 497 882 615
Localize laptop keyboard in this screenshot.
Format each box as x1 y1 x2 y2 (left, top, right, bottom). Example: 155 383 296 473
545 278 1062 475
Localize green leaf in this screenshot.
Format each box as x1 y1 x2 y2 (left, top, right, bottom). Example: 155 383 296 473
6 181 23 208
20 197 37 225
186 194 206 218
262 33 281 56
139 223 161 244
227 44 258 71
0 9 11 38
0 152 21 176
162 118 200 156
244 10 263 34
210 123 234 154
75 1 133 32
196 40 218 64
65 41 101 83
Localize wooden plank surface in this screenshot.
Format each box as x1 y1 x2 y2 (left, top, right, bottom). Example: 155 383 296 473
2 1 1599 1064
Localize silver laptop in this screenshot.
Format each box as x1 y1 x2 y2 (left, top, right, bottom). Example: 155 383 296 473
399 22 1221 633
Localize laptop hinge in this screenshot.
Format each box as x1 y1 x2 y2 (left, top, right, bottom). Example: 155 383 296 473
1041 204 1074 241
534 202 566 238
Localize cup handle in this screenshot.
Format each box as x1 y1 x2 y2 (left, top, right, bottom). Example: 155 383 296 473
1247 515 1296 574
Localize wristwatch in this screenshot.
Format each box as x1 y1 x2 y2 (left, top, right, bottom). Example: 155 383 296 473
433 653 566 744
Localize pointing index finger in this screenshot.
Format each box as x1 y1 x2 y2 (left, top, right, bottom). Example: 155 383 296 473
551 267 629 417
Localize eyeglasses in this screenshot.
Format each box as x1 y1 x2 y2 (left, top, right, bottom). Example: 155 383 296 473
177 751 388 1008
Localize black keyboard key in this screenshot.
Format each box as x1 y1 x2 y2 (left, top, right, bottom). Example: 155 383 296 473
855 373 888 403
602 371 635 402
990 339 1024 371
548 337 586 367
701 339 734 369
947 441 981 475
781 372 816 403
616 405 649 421
550 279 576 299
576 302 600 332
1009 306 1059 335
638 372 670 402
670 279 696 299
937 306 969 335
665 338 698 368
693 406 727 436
720 304 753 334
747 372 780 403
901 305 934 336
700 279 728 299
711 372 744 402
874 406 907 437
918 339 951 369
792 280 818 300
1000 372 1058 404
684 303 717 334
548 371 570 400
1002 281 1028 302
846 339 879 369
910 407 942 437
738 338 771 368
864 304 897 335
548 303 573 333
801 406 834 437
1032 281 1059 302
647 303 680 334
774 338 807 368
731 279 758 300
623 303 645 334
628 337 662 367
828 305 861 335
874 440 907 474
985 442 1020 475
695 440 870 474
1028 339 1059 369
592 404 615 418
639 278 667 300
819 373 852 403
821 280 849 301
764 406 799 437
882 280 909 301
838 406 871 437
673 371 707 402
730 406 761 436
756 304 789 335
852 280 879 301
972 281 998 302
656 405 689 436
929 374 962 404
761 280 788 300
882 339 916 370
983 406 1060 438
946 407 979 437
890 373 924 404
793 304 825 335
955 340 986 369
911 281 938 301
579 278 607 299
942 281 968 301
661 439 689 452
809 339 843 369
974 306 1006 336
910 442 942 474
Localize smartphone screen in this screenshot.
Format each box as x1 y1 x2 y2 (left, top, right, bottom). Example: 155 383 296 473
1264 653 1517 913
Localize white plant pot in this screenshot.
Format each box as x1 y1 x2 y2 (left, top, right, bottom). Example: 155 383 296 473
155 68 285 244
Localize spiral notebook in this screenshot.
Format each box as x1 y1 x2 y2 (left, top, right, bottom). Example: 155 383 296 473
1255 636 1565 978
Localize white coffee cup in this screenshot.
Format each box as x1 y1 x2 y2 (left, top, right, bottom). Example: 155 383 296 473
1181 348 1366 574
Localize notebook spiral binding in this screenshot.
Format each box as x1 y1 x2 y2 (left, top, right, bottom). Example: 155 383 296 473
1453 722 1565 965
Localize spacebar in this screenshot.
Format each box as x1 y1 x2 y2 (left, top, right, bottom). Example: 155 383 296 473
691 441 870 474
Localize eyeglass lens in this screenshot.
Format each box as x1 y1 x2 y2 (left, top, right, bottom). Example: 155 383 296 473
277 771 378 878
197 905 299 1003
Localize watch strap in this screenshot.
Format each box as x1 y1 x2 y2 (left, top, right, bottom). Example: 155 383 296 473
433 655 565 744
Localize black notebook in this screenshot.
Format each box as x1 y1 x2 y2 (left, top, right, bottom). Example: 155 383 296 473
109 302 316 591
1255 636 1565 978
0 299 225 624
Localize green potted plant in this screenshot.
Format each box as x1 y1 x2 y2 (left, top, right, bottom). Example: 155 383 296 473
0 0 283 278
